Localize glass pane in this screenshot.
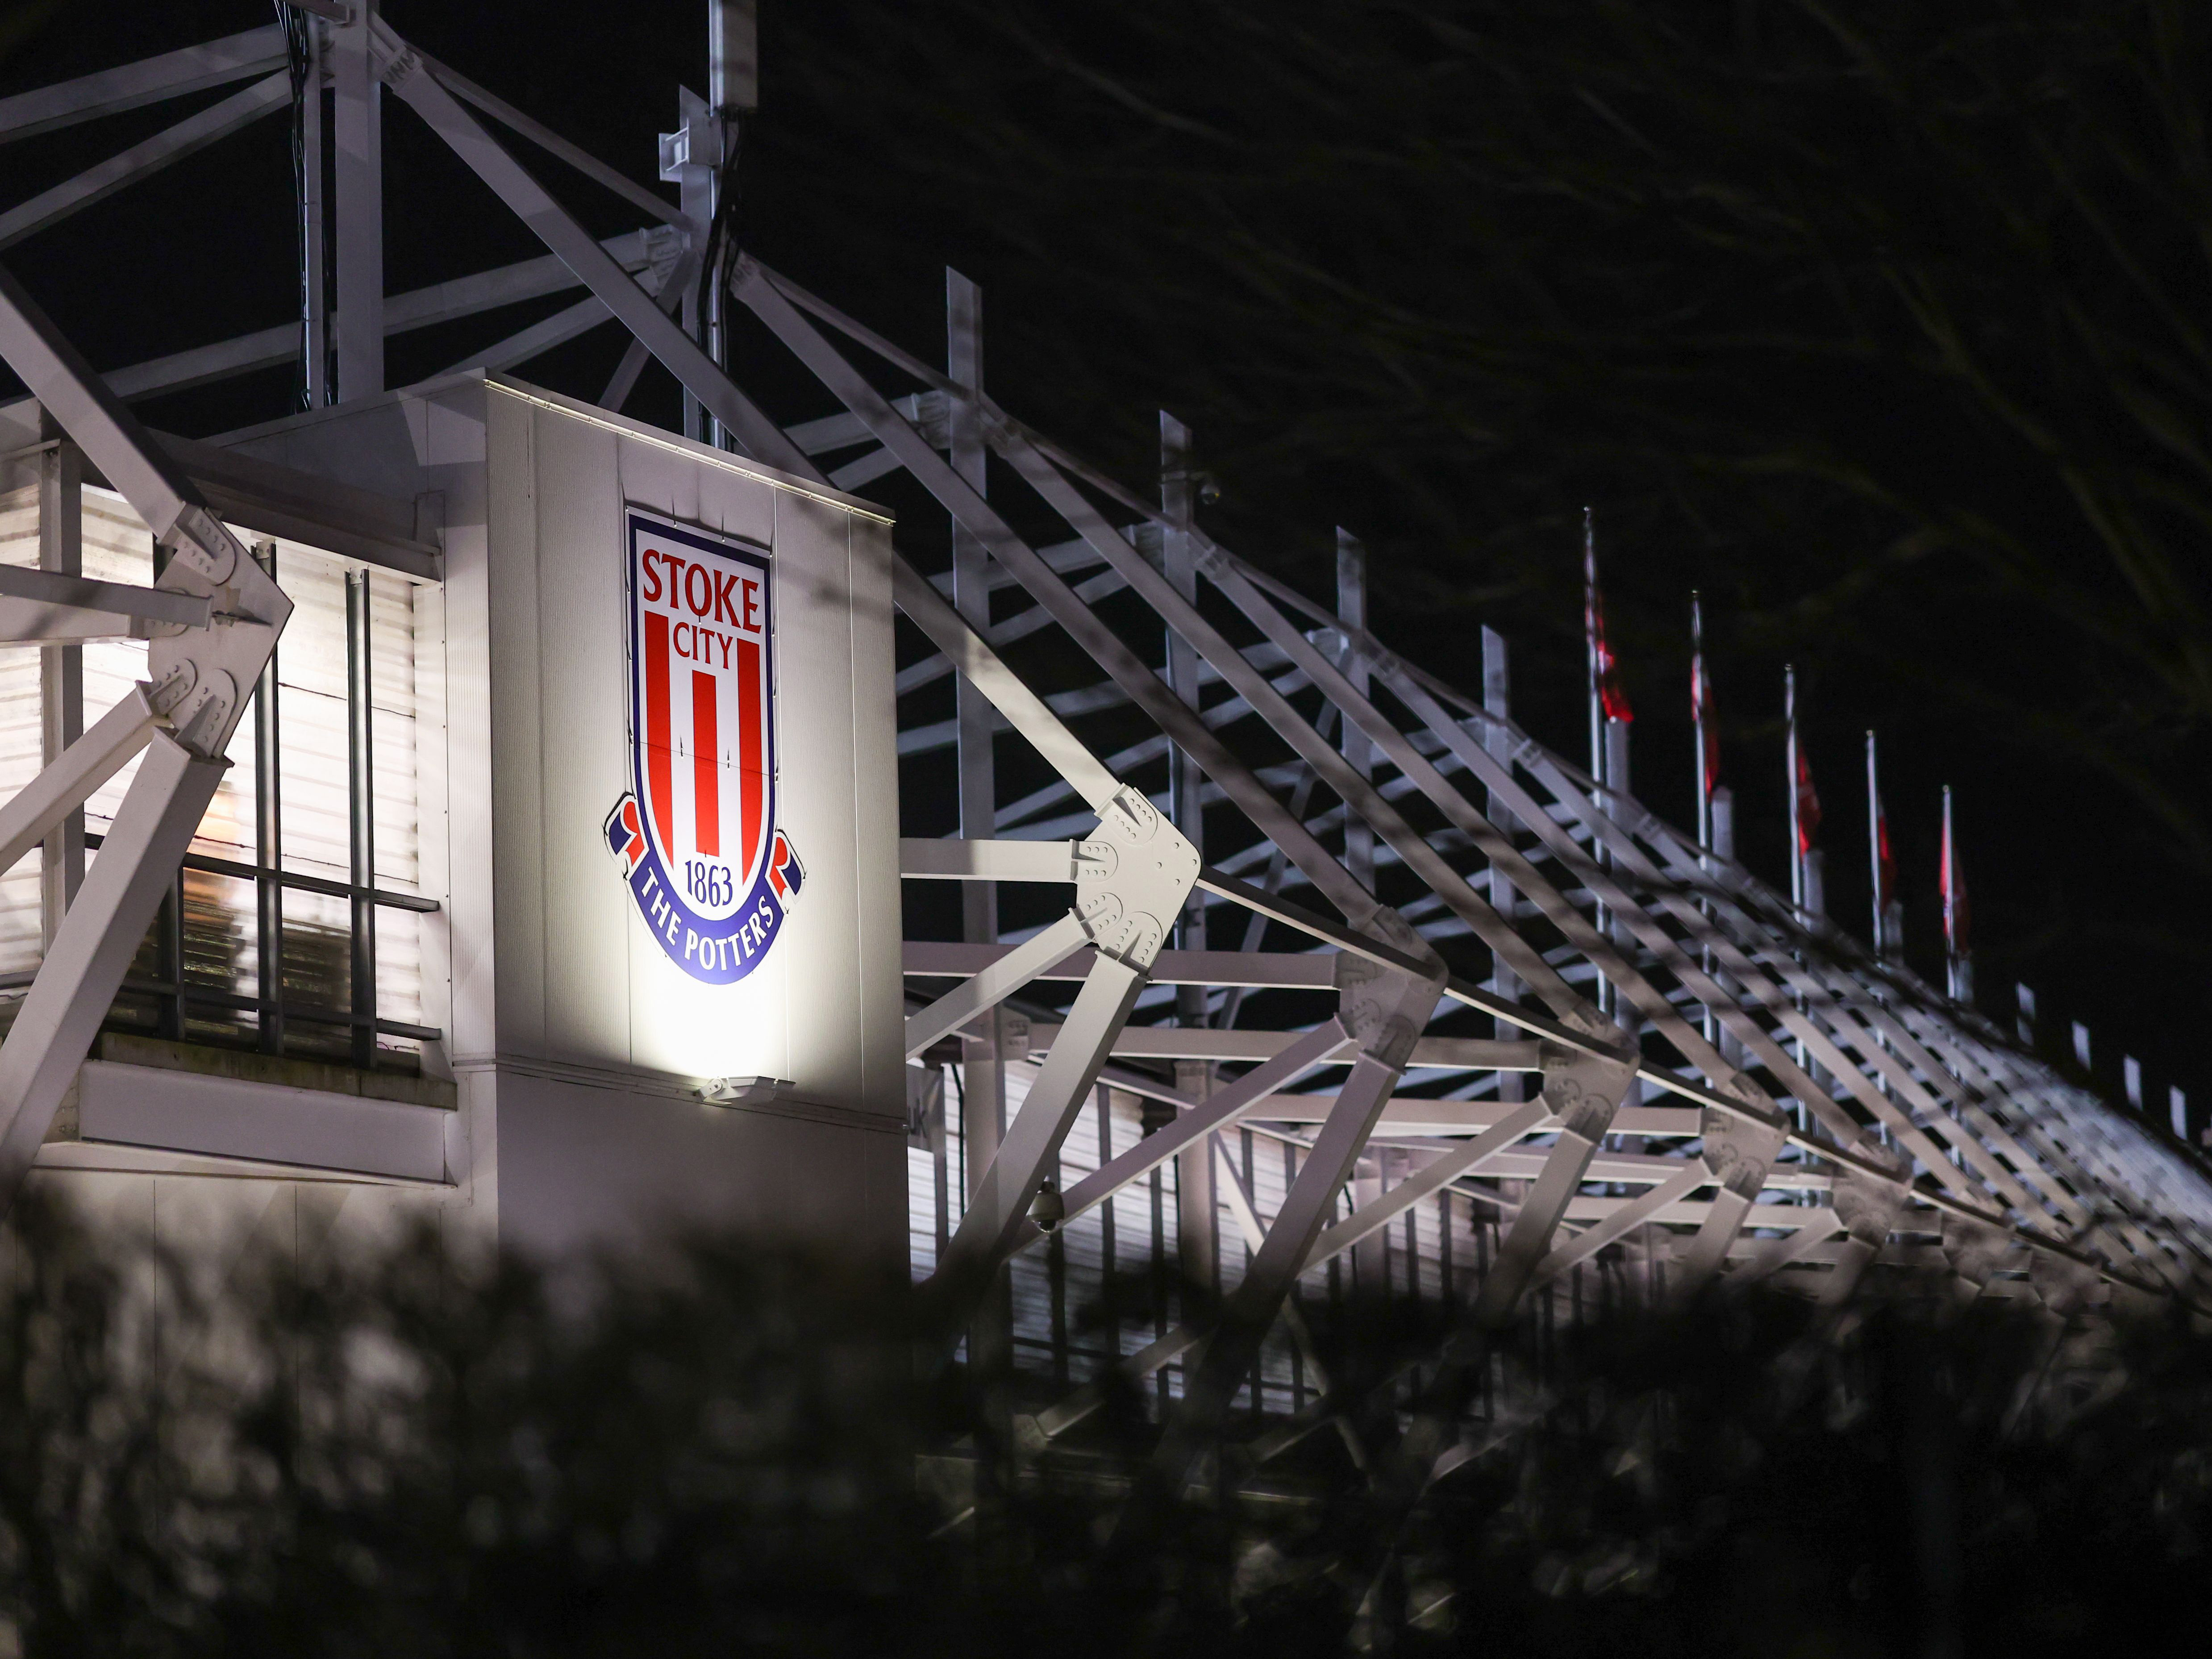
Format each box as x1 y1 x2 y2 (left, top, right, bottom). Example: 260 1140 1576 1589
180 868 256 998
80 487 153 837
275 546 353 885
368 569 419 892
374 902 421 1030
279 883 351 1066
278 678 351 883
180 868 256 1050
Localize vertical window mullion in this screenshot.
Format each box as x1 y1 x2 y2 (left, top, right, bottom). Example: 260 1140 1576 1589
346 569 376 1069
159 871 183 1039
254 542 283 1055
150 535 181 1041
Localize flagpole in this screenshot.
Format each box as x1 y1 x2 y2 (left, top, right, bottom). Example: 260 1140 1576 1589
1942 784 1955 994
1583 507 1610 1019
1785 664 1803 911
1583 507 1603 792
1942 784 1971 1002
1866 730 1883 957
1692 592 1710 854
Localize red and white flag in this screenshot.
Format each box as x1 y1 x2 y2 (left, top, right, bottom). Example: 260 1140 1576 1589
1785 666 1820 856
1691 593 1719 800
1941 785 1969 959
1584 512 1633 725
1872 763 1895 912
1795 744 1822 855
1866 731 1896 952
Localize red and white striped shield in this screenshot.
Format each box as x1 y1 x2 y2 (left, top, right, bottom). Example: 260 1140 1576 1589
605 508 802 984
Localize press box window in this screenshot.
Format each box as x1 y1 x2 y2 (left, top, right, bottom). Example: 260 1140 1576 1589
0 479 441 1071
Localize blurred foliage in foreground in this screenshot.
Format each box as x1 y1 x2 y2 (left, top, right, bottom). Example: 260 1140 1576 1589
0 1195 2208 1656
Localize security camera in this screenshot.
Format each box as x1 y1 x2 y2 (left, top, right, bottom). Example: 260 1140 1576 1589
1029 1178 1065 1232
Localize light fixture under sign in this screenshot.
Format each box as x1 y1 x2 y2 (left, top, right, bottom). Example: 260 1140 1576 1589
697 1076 795 1108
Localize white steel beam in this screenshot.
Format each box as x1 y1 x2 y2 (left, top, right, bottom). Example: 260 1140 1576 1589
1141 924 1446 1492
425 58 687 229
999 1019 1357 1256
1726 1213 1846 1287
0 566 211 641
1362 648 2061 1234
1302 1098 1553 1271
376 27 806 472
438 295 613 377
933 953 1149 1290
299 15 330 408
0 73 292 253
0 688 158 876
901 939 1339 989
0 258 291 760
1198 863 1638 1068
0 734 225 1211
1033 1324 1204 1442
929 789 1200 1296
600 238 700 413
1470 1047 1641 1324
331 7 383 400
0 255 290 1224
1670 1106 1790 1294
990 425 1584 1017
903 911 1090 1061
31 230 672 409
37 441 83 942
0 263 197 555
1023 1022 1539 1070
1210 1133 1366 1467
1527 1163 1709 1289
900 837 1087 883
889 557 1121 812
1195 543 1782 1139
0 27 286 146
733 256 1389 930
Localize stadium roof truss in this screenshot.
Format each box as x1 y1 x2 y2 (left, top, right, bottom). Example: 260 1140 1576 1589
0 7 2208 1496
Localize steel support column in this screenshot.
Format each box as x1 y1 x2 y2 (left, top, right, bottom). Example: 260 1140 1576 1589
331 3 382 400
1142 920 1444 1492
36 440 83 946
0 735 226 1205
1162 412 1217 1312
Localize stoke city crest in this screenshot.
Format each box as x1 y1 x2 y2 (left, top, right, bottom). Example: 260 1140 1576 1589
604 507 802 983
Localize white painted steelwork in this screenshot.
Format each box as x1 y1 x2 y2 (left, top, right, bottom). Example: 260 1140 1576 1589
0 12 2200 1523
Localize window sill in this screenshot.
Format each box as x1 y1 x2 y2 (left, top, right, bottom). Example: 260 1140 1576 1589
62 1055 456 1185
95 1034 456 1109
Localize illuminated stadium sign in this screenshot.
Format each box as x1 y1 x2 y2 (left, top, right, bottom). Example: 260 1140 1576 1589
605 507 803 984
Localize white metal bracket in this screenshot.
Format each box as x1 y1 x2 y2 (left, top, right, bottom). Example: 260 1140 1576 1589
1071 786 1200 969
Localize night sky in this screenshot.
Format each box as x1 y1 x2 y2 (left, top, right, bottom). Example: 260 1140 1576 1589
2 0 2202 1126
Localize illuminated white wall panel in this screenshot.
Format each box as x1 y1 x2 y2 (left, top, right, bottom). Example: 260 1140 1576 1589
176 371 907 1265
481 381 901 1110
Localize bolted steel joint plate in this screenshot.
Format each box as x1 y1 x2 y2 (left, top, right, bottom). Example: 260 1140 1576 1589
147 520 291 761
1333 905 1445 1070
1072 784 1199 969
1537 1041 1638 1144
1831 1138 1911 1248
1700 1085 1790 1200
